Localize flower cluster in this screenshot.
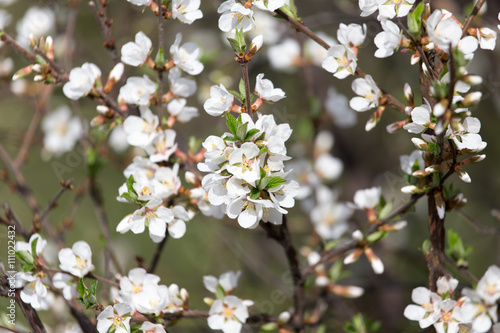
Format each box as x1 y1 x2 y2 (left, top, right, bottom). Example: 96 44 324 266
404 267 500 333
203 271 254 333
198 112 298 229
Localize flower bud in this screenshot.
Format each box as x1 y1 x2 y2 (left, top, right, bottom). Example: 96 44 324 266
330 284 364 298
462 74 482 86
245 35 263 61
411 137 429 151
404 83 414 105
185 171 197 185
462 91 482 107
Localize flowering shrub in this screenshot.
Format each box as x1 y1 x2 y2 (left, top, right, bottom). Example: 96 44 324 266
0 0 500 333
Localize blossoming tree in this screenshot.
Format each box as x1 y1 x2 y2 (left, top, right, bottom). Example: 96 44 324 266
0 0 500 332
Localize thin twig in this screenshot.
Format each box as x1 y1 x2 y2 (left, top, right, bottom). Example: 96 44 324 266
148 234 168 273
240 62 253 117
304 193 425 277
444 254 478 283
456 208 497 233
36 179 73 233
275 9 406 113
156 0 165 126
3 202 30 240
462 0 486 38
89 0 120 64
14 97 48 169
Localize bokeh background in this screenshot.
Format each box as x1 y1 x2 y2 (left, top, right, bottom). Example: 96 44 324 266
1 0 500 331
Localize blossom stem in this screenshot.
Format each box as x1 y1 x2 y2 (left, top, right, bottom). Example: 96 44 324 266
461 0 486 38
240 62 253 118
148 233 169 273
156 0 165 127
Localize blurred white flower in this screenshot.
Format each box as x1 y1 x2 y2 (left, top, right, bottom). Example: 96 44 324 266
42 106 82 157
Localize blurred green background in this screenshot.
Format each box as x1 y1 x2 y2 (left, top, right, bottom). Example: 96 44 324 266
1 0 500 331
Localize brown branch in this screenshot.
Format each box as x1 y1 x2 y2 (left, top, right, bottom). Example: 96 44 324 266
89 0 120 64
240 62 253 118
304 193 425 277
148 234 168 273
275 9 406 113
444 254 478 284
456 208 497 234
36 179 73 236
260 217 305 333
13 95 48 169
462 0 486 38
3 202 30 241
156 0 165 126
0 143 40 215
0 325 24 333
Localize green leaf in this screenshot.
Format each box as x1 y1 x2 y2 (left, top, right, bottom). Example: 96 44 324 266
223 135 237 142
155 47 165 67
239 78 246 98
324 240 339 251
228 89 243 102
260 168 267 179
188 136 202 154
265 177 286 189
236 122 248 142
22 263 34 272
366 231 387 243
328 260 343 281
250 187 261 199
421 239 431 254
260 323 278 332
226 113 238 136
378 201 393 220
215 285 226 300
126 175 137 196
30 237 39 261
17 250 34 265
90 280 98 295
428 142 441 157
245 128 260 141
408 2 425 37
77 278 86 298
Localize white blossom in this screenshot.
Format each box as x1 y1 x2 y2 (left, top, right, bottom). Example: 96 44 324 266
322 45 357 79
208 295 251 333
255 73 286 102
353 187 381 209
16 7 54 47
204 271 241 294
58 241 94 278
123 106 159 147
349 75 380 111
121 31 152 67
170 33 204 75
96 303 132 333
218 1 255 33
253 0 286 12
267 38 300 72
167 98 199 122
374 20 401 58
63 63 101 100
426 10 462 51
15 272 53 310
337 23 367 48
204 84 235 116
325 87 357 128
42 106 82 157
172 0 203 24
120 75 156 106
168 67 197 98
